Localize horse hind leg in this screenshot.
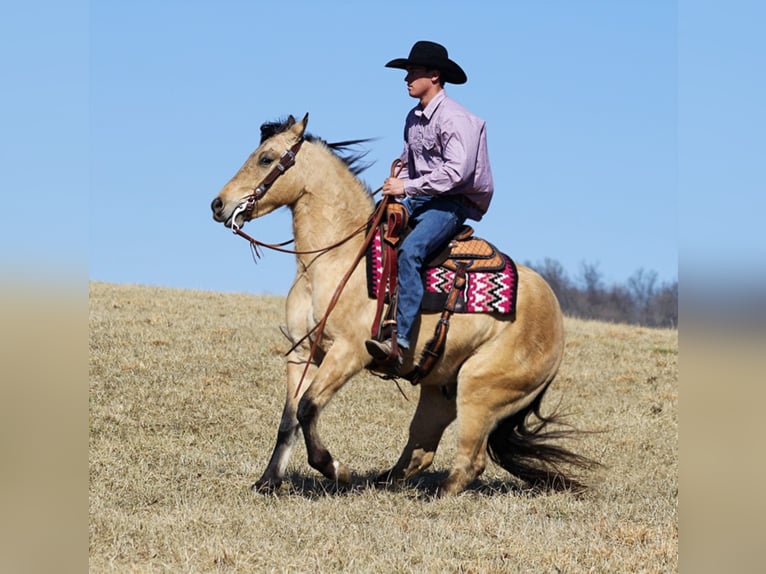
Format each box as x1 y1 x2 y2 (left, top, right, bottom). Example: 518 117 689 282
436 363 552 497
378 384 457 486
436 396 498 497
440 375 596 496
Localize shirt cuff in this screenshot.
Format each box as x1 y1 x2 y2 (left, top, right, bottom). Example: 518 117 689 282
404 178 424 196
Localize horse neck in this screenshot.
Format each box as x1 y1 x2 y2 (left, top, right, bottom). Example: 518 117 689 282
290 146 375 261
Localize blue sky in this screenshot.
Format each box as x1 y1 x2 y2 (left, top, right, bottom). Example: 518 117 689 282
2 1 763 296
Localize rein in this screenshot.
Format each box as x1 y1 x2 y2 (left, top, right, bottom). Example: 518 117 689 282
233 222 368 260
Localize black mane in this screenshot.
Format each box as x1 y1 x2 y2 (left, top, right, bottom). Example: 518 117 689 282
259 117 375 177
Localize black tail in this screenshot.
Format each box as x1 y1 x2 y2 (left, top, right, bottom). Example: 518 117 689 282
487 382 599 492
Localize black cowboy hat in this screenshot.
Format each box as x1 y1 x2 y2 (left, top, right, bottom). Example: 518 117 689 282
385 40 467 85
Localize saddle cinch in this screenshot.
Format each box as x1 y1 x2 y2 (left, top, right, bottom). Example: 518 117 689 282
369 202 516 384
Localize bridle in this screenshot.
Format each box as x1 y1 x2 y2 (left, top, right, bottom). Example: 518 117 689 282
230 137 380 260
230 138 305 235
229 138 398 261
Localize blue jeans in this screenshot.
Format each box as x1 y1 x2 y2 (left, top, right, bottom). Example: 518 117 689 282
395 195 468 349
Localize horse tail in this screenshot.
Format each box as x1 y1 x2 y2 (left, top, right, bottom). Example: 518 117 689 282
487 381 599 492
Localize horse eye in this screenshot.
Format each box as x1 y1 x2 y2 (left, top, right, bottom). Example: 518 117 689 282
259 155 275 167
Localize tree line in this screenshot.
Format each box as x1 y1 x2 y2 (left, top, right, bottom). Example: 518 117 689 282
529 258 678 328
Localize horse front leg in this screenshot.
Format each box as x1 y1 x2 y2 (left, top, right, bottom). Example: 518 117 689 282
297 396 352 486
296 341 366 486
252 351 317 493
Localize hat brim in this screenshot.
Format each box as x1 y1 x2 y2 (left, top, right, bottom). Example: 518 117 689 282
385 57 467 85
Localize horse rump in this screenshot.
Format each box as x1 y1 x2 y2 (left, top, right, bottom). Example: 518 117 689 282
487 382 599 492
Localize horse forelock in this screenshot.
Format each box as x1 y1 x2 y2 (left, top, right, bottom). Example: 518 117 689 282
258 117 375 178
259 118 296 144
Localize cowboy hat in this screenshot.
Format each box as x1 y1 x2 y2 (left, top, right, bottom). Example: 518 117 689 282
385 40 467 85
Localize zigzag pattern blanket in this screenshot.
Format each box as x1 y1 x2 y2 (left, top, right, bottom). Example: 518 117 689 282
366 230 518 315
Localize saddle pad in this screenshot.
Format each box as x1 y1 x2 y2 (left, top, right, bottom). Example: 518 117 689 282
366 230 518 315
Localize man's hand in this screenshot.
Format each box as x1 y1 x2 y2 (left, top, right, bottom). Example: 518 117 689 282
382 177 406 197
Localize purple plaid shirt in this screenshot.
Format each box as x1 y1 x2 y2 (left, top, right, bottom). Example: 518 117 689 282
398 90 494 221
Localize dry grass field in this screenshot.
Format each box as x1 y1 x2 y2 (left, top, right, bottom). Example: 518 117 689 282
89 281 677 573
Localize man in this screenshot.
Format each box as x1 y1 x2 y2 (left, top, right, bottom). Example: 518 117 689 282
365 40 495 372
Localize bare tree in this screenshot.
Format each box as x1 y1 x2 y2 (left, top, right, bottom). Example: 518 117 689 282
529 258 677 328
628 268 658 325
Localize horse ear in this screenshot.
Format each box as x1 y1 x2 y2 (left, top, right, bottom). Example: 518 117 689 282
289 113 309 139
286 114 296 127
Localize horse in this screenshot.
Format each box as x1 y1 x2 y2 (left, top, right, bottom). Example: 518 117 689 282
211 114 594 497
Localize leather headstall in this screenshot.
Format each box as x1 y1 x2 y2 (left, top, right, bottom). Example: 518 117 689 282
232 138 304 232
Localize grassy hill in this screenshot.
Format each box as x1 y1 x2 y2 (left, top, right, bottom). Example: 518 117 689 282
89 281 678 572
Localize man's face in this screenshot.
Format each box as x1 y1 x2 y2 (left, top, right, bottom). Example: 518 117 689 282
404 66 439 99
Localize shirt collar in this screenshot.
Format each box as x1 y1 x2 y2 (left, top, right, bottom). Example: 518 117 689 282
415 90 447 120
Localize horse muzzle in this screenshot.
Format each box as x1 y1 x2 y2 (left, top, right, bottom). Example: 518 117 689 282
211 196 252 231
210 197 226 222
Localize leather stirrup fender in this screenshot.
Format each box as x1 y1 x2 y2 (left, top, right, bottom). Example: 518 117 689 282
406 263 468 385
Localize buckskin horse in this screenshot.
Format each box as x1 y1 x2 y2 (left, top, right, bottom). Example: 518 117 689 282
211 114 594 496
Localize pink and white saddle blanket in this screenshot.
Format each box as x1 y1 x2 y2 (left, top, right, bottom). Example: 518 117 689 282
365 228 518 315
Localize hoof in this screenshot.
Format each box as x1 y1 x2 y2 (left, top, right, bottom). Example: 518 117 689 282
251 478 282 494
334 462 352 486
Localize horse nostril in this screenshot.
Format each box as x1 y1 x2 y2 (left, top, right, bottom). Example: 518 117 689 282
211 197 223 214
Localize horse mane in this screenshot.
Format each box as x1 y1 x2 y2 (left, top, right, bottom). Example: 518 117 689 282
259 117 376 177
